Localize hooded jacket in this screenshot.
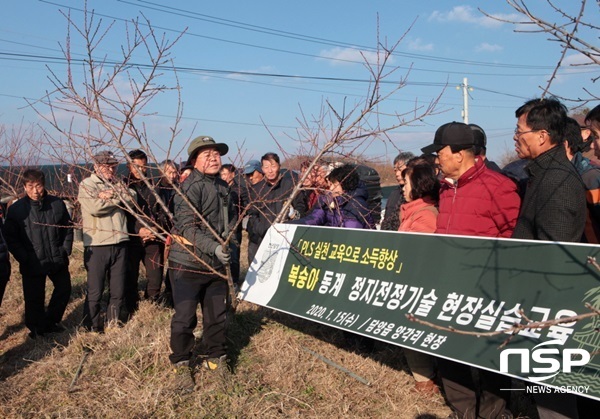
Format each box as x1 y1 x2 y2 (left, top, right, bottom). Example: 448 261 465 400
4 193 73 274
436 158 521 238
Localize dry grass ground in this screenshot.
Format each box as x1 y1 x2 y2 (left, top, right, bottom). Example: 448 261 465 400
0 243 536 418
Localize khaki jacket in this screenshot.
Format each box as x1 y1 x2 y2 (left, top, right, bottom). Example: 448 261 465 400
78 173 136 246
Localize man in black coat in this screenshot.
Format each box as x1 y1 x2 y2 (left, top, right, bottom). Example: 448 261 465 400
124 149 165 310
246 152 307 264
155 159 180 308
511 98 586 419
512 98 586 242
4 168 73 338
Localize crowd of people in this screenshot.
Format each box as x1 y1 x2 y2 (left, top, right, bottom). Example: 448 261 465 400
0 99 599 418
378 100 600 419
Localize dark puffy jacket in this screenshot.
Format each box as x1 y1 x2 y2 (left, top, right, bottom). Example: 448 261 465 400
125 175 162 245
4 194 73 275
157 181 176 232
295 186 374 229
168 169 235 273
436 158 521 238
0 227 10 282
247 171 307 244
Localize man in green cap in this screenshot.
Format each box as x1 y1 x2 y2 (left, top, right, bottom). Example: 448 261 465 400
167 135 234 393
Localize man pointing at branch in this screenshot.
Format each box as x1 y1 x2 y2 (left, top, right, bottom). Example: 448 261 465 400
168 136 234 394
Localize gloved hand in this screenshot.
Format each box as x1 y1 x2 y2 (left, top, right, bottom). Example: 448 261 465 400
215 245 231 264
288 206 300 220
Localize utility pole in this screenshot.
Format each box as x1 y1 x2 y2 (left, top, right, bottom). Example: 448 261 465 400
457 77 473 124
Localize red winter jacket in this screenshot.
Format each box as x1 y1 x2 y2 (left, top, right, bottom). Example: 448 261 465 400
436 158 521 238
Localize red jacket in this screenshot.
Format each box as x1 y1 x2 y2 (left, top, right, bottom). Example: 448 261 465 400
436 158 521 238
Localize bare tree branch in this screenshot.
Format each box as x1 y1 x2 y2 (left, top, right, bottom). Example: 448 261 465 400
407 303 600 350
480 0 599 103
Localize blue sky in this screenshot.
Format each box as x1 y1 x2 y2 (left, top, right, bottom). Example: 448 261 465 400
0 0 596 166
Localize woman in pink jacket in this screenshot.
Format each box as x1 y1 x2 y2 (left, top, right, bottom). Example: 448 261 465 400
398 162 441 394
399 164 439 234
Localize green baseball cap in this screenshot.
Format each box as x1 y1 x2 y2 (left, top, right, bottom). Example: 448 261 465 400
187 135 228 158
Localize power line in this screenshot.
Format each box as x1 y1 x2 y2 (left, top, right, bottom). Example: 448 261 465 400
121 0 558 71
0 51 439 86
470 85 532 100
0 50 534 103
120 0 359 50
38 0 594 79
185 72 521 108
0 80 522 141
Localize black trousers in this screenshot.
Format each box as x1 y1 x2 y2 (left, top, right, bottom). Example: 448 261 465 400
125 242 164 311
20 265 71 334
83 243 127 330
438 359 512 419
169 262 228 365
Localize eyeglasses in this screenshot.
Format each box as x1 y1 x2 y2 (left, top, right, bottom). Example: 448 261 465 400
514 128 540 137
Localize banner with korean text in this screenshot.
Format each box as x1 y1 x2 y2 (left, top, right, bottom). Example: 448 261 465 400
240 224 600 401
